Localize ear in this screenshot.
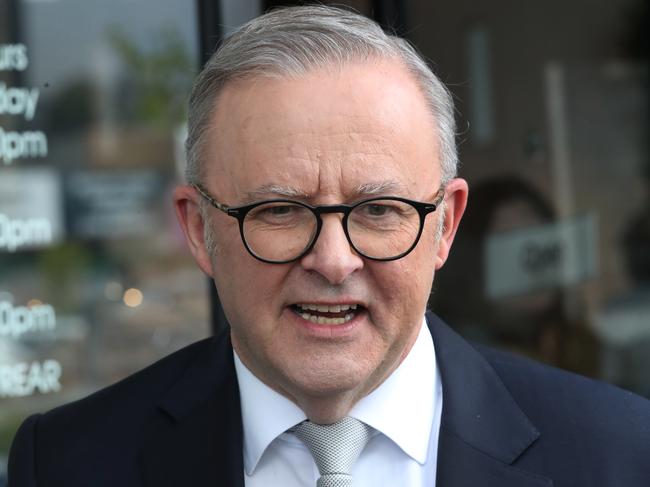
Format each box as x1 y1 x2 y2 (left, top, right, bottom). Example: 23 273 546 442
173 185 215 277
435 178 469 270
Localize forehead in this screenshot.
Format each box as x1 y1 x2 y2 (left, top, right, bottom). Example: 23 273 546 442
205 59 440 200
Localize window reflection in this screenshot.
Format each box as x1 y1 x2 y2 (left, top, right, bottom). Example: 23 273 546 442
420 0 649 398
0 1 207 482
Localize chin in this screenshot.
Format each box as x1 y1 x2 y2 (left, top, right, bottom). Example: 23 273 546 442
283 357 374 399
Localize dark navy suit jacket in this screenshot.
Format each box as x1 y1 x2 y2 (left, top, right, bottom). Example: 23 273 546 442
8 312 650 486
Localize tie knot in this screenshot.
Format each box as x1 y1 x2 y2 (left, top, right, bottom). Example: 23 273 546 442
293 416 372 486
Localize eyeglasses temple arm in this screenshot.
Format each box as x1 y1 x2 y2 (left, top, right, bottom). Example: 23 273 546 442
432 185 446 208
192 184 231 213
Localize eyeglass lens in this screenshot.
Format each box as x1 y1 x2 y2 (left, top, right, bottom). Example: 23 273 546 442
242 199 422 262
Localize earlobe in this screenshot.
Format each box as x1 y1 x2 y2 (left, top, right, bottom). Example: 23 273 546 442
173 185 215 277
435 178 469 270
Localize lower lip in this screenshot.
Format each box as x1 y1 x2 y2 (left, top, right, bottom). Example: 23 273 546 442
286 307 365 338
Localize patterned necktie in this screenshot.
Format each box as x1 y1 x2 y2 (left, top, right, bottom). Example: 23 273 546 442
293 416 372 487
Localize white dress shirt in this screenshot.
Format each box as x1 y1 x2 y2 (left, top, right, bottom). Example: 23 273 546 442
233 316 443 486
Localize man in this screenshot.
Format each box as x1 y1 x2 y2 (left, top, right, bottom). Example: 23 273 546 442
8 6 650 487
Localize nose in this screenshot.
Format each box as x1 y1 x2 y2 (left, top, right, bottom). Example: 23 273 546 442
299 214 364 285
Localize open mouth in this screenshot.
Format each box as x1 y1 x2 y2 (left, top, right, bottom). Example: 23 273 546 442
291 303 363 325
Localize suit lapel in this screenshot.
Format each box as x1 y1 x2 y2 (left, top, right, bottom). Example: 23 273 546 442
140 330 244 487
427 312 553 487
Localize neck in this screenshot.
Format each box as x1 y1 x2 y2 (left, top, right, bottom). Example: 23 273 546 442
293 392 360 425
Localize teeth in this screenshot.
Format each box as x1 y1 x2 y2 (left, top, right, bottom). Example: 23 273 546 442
313 315 347 325
294 303 362 325
295 308 357 325
296 303 360 313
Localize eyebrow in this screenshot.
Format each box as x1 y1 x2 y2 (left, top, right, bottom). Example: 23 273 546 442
243 180 409 202
244 184 311 201
354 180 409 196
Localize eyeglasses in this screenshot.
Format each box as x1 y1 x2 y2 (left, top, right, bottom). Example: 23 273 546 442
193 183 446 264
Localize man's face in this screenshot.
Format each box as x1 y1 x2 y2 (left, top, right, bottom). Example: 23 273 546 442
176 59 467 420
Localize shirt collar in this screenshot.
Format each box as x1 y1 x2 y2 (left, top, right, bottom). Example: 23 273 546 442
234 316 437 473
233 351 307 475
349 317 436 464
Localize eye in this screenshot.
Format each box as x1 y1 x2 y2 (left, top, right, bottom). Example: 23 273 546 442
366 204 390 216
350 200 417 230
257 204 300 218
265 205 294 216
248 202 310 224
357 202 398 218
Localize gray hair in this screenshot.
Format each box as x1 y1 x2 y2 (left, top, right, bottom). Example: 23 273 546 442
185 5 458 187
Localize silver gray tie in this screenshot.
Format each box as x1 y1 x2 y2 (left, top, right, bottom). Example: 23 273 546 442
293 416 372 487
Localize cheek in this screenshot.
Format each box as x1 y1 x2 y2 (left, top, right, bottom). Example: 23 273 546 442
208 227 258 317
212 247 290 324
370 259 433 314
379 244 437 311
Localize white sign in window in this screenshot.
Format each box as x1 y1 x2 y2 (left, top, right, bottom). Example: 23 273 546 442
484 214 598 299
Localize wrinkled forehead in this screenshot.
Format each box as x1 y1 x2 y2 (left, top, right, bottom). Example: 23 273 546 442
203 60 440 201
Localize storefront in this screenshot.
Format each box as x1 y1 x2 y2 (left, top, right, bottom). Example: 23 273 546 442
0 0 648 482
0 0 216 480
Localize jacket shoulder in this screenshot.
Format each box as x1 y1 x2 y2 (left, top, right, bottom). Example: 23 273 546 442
477 344 650 482
8 335 224 487
477 343 650 418
48 335 218 419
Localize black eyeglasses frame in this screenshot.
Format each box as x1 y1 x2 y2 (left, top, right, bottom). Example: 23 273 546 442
192 183 446 264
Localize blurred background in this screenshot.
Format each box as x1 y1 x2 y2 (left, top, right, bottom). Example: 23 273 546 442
0 0 648 483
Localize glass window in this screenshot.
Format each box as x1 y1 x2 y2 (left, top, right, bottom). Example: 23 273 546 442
411 1 650 396
0 1 207 481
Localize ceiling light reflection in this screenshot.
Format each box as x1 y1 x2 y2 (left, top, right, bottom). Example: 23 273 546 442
123 288 143 308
